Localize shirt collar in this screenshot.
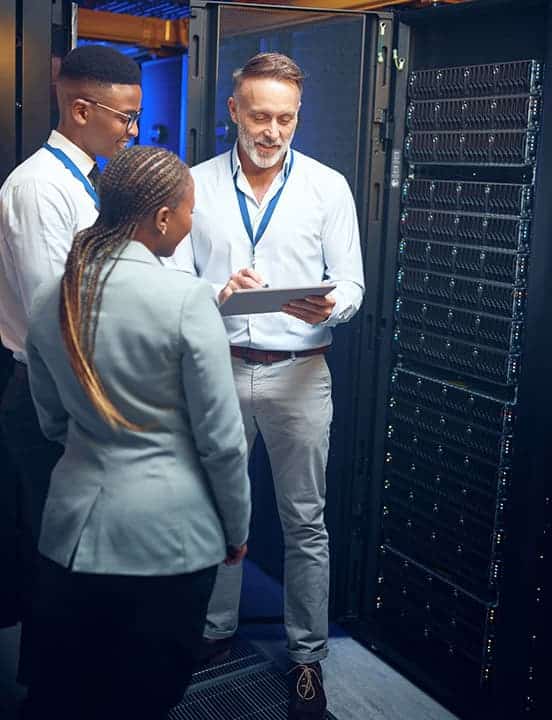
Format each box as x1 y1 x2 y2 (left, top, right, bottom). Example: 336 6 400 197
231 141 293 181
47 129 96 177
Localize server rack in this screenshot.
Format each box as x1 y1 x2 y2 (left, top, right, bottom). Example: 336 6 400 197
361 1 552 717
188 2 551 717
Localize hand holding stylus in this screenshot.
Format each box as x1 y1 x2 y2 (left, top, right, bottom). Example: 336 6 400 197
218 268 266 304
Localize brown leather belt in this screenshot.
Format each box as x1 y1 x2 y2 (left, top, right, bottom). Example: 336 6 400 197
230 345 330 365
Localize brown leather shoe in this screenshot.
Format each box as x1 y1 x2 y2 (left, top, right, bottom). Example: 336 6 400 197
198 636 233 667
287 662 327 719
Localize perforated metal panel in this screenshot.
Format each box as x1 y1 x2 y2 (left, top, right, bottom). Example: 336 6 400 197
77 1 190 19
169 637 337 720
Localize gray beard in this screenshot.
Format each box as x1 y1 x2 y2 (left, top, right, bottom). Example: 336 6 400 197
237 125 294 169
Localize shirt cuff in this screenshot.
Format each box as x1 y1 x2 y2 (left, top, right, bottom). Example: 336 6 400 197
210 283 225 304
319 290 355 327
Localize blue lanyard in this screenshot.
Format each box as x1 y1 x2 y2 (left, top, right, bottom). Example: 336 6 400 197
43 143 100 210
231 149 294 247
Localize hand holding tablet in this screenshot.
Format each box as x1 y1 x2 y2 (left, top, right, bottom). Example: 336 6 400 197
219 283 336 317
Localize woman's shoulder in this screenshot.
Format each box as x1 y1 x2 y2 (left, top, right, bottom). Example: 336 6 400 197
147 270 222 344
130 265 217 320
152 264 213 298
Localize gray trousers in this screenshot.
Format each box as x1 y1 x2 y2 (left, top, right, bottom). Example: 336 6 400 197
205 353 333 664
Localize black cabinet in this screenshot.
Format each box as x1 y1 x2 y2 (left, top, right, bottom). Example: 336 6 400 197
366 3 551 718
0 0 74 185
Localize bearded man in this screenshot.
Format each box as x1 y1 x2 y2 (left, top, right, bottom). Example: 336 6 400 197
173 52 364 720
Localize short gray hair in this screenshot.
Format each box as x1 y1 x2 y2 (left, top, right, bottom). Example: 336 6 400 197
233 52 305 96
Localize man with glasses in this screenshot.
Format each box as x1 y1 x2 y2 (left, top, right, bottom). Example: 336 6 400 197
0 45 141 700
83 97 142 128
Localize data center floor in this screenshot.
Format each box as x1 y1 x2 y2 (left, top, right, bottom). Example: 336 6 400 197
0 560 458 720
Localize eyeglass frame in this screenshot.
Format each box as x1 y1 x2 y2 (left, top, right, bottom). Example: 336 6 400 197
80 97 142 132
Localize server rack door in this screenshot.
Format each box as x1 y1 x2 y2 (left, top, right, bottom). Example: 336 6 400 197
187 1 393 619
359 0 552 718
0 0 74 185
20 0 53 161
0 0 17 183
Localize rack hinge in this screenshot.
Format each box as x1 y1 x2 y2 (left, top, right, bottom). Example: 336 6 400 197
374 108 394 143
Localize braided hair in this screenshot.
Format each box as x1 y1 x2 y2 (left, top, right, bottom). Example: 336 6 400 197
60 145 191 430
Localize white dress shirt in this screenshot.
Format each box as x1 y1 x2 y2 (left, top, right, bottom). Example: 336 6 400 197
172 145 365 351
0 130 98 361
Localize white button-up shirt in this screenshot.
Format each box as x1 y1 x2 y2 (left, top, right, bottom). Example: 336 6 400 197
0 130 98 362
173 145 364 351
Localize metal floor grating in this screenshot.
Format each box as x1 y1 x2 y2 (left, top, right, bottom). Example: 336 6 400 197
169 637 337 720
187 636 271 687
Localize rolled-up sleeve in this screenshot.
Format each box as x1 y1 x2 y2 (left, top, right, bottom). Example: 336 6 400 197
321 174 365 327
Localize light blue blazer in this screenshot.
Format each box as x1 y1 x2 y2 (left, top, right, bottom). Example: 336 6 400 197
26 241 251 576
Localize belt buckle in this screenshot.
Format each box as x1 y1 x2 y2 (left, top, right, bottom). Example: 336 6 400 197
253 349 275 365
241 348 265 365
266 350 292 364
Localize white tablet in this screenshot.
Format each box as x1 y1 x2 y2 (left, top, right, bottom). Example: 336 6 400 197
219 284 336 317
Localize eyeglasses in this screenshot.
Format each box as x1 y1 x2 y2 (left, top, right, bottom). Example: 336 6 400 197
81 97 142 132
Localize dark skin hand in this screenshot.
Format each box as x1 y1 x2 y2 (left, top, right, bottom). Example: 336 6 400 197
225 543 248 566
219 267 336 325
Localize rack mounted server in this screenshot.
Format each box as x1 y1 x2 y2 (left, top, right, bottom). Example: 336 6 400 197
369 5 551 714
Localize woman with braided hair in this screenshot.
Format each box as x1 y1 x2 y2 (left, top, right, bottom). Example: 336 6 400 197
23 145 250 720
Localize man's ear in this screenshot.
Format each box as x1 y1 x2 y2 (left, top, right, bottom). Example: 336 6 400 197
72 98 89 127
228 96 238 124
154 206 171 235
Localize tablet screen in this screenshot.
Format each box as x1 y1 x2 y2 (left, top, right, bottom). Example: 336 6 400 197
219 284 336 316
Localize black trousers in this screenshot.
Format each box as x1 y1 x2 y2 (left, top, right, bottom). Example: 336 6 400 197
29 556 217 720
0 344 18 628
0 365 63 682
0 428 20 628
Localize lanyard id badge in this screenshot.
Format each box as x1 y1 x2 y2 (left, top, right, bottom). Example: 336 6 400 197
231 149 294 248
43 143 100 210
